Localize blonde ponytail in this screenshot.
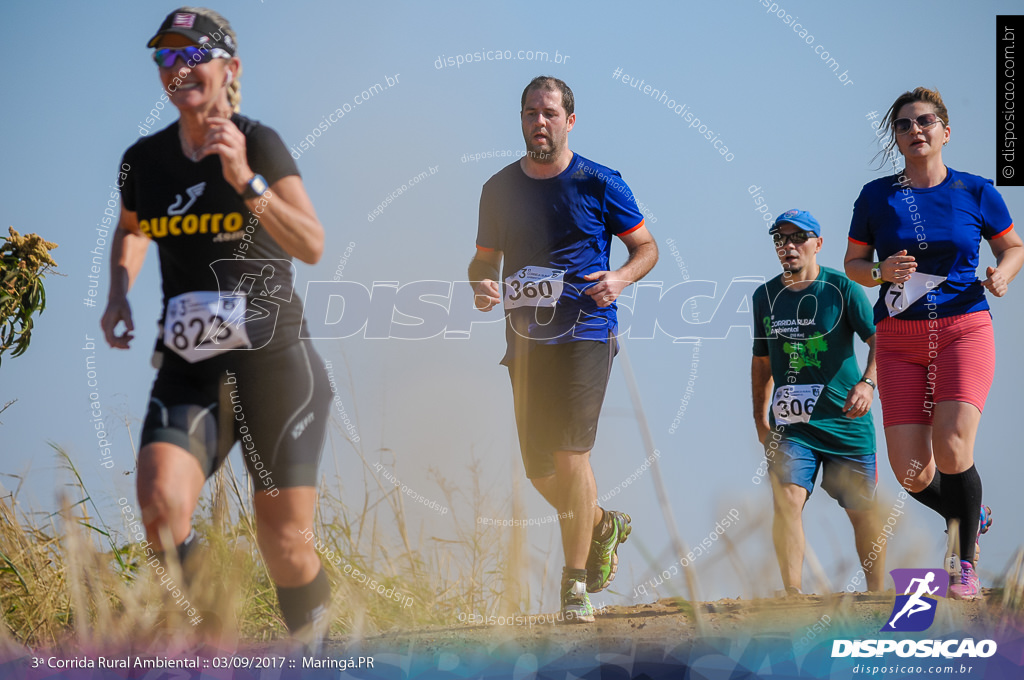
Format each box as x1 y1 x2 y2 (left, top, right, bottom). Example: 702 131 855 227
227 69 242 113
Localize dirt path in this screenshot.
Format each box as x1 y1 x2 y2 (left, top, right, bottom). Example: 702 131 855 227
350 590 996 647
323 590 1018 677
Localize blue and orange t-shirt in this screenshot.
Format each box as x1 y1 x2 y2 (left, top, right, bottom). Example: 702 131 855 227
849 167 1013 323
476 152 645 363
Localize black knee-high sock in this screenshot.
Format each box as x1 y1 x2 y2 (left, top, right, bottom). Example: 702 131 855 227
941 466 983 564
154 529 200 586
177 528 198 564
154 529 198 563
908 471 947 518
276 567 331 634
177 529 200 585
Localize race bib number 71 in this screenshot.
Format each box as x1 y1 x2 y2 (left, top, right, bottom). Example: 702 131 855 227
885 272 947 317
163 291 251 363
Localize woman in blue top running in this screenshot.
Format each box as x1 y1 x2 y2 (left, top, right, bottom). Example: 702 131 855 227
844 87 1024 599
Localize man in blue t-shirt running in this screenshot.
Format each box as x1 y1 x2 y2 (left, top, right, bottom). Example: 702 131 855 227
468 76 658 622
751 210 884 595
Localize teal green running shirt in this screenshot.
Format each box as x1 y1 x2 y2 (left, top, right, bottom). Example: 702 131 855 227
752 266 877 456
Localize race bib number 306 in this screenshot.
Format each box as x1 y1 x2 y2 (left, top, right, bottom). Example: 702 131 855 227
504 266 565 310
163 291 251 363
772 384 823 425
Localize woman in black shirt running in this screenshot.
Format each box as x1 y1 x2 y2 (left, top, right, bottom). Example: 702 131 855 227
102 7 333 647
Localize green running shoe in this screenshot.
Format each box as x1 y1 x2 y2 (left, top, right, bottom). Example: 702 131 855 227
586 510 631 593
559 578 595 624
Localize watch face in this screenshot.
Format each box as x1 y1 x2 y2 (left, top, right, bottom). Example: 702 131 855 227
251 176 268 194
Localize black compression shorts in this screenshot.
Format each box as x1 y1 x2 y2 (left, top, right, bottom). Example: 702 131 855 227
507 336 614 479
140 339 332 490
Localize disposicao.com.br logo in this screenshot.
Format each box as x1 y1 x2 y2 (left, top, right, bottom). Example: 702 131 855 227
831 567 997 659
883 568 947 632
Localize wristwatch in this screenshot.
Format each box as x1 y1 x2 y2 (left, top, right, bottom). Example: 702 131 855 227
871 262 883 283
240 173 269 200
860 377 876 390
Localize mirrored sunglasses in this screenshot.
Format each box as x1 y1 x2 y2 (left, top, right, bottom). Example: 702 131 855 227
152 46 231 68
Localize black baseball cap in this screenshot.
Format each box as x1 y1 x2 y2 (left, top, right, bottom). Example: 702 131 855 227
146 8 236 55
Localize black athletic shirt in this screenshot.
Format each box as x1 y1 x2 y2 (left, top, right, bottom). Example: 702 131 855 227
120 114 306 357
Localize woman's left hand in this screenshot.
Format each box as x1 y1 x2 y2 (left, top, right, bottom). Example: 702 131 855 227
198 116 253 193
982 266 1008 297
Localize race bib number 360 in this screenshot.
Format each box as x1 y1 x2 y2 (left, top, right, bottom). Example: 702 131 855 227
504 266 565 310
163 291 251 363
772 384 823 425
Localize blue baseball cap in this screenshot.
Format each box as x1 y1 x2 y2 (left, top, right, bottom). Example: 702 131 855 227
770 209 821 237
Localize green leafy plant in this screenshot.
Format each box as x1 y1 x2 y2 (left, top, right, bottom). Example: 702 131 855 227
0 227 58 365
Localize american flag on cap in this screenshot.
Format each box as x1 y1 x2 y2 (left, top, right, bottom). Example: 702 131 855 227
148 8 235 53
172 13 196 28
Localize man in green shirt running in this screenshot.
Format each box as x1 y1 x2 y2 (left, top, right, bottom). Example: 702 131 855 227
751 209 884 595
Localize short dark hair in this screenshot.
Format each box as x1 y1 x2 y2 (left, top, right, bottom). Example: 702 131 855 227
521 76 574 115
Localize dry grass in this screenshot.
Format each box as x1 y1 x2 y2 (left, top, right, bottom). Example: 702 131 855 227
0 444 525 651
3 441 1021 653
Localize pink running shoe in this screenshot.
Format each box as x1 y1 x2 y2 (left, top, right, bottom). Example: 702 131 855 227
949 560 981 600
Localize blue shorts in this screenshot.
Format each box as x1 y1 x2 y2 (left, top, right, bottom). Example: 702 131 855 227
765 439 877 511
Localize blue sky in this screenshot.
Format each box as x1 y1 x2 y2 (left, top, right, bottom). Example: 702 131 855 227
1 0 1021 610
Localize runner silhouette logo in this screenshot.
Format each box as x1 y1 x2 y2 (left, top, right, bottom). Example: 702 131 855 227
881 568 947 632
